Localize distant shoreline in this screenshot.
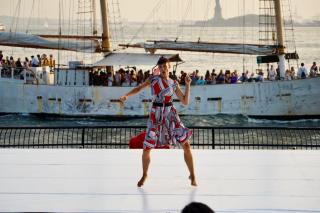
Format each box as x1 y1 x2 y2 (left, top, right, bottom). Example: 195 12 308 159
1 15 320 28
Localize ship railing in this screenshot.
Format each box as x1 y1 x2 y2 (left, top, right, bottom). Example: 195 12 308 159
0 66 25 80
0 65 50 84
0 126 319 150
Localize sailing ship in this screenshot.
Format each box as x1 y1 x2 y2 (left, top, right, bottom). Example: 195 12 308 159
0 0 319 120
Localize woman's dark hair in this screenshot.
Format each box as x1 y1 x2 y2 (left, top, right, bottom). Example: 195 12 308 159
157 56 169 65
181 202 215 213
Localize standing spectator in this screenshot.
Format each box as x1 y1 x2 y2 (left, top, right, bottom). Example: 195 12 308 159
122 70 130 87
9 56 15 68
310 62 318 77
49 54 55 71
24 57 30 67
15 58 22 69
239 71 248 83
196 76 206 85
130 70 137 86
195 69 200 80
256 70 264 82
297 63 308 79
216 70 225 84
37 54 41 67
205 70 210 81
225 70 231 83
285 69 292 80
41 54 50 66
268 65 277 81
230 70 238 84
211 69 217 79
31 55 39 67
107 71 113 87
144 70 150 81
248 72 255 82
210 72 216 84
114 71 121 86
180 71 186 85
290 66 296 79
190 71 198 85
136 69 144 85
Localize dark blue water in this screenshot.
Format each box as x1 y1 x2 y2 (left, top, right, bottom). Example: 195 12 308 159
0 114 319 128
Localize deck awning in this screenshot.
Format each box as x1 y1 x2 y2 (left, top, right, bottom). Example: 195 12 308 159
93 52 183 67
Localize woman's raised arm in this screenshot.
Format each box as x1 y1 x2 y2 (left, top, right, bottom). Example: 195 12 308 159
119 79 150 102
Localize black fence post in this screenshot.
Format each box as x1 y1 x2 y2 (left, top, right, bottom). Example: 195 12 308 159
81 127 85 148
212 128 215 150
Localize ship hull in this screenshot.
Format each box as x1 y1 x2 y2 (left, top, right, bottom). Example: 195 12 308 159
1 77 320 119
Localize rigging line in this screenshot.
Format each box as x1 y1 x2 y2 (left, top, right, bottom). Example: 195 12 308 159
10 0 22 33
37 0 40 32
242 0 246 73
127 0 164 45
58 0 62 71
111 0 118 43
176 0 192 41
199 0 211 41
111 0 125 52
26 0 36 33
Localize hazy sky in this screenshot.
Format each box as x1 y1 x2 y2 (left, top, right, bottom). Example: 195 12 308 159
0 0 319 22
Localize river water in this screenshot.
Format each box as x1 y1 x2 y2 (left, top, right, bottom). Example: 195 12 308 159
0 114 319 127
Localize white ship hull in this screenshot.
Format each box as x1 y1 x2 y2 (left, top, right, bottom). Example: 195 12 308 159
1 77 320 119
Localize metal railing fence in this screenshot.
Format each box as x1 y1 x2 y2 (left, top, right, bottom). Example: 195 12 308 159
0 126 319 149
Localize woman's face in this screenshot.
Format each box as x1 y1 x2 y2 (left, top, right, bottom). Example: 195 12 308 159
159 62 170 77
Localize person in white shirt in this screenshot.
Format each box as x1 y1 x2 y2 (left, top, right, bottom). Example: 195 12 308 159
31 55 39 67
268 65 277 81
297 63 308 79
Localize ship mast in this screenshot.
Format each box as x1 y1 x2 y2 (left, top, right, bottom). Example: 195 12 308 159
100 0 112 53
274 0 286 79
92 0 98 35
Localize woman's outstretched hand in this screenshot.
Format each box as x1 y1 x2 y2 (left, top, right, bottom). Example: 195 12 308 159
119 95 128 102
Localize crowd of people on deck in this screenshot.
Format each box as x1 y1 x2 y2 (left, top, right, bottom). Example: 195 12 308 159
90 62 319 87
0 51 55 77
1 50 319 86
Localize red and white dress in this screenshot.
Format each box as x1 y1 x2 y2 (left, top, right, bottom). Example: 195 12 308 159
143 75 192 149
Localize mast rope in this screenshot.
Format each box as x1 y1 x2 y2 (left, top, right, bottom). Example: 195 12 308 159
198 0 212 41
126 0 164 46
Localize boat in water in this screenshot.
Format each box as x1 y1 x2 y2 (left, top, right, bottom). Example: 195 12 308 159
0 0 319 120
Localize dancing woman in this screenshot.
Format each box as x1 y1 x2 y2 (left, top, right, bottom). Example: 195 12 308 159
119 57 197 187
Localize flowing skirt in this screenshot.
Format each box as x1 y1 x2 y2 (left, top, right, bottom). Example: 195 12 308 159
143 105 192 149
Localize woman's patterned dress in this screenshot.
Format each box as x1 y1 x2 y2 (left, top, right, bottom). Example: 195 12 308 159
143 75 192 149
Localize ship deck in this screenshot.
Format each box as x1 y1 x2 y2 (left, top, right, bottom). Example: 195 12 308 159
0 149 319 212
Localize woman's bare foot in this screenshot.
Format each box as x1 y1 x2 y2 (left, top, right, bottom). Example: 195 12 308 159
189 175 197 186
137 175 147 187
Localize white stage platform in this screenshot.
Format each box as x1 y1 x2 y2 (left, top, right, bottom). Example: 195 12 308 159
0 149 319 212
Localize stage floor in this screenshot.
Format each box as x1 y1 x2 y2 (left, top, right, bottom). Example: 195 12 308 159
0 149 319 212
